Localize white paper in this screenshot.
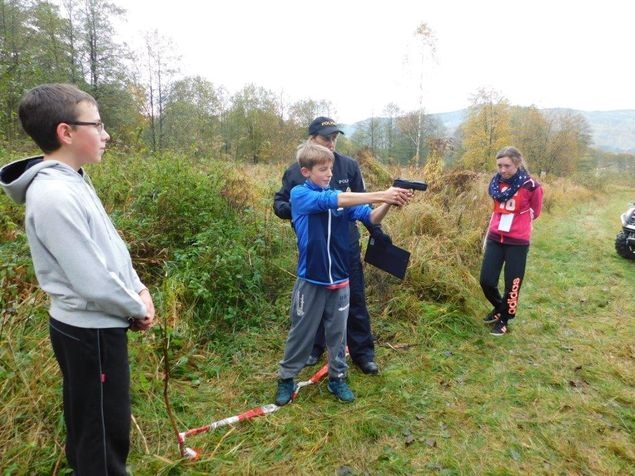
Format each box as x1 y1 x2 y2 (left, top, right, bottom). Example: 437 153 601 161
498 213 514 232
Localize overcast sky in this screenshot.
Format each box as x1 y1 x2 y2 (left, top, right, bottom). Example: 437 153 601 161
114 0 633 123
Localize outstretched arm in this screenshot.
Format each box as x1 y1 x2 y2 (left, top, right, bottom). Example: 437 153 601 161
369 203 393 224
344 155 392 242
337 186 412 208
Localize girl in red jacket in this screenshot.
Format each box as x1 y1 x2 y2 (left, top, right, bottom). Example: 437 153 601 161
480 146 544 336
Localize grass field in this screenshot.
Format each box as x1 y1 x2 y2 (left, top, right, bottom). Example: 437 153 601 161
138 179 634 475
1 166 633 475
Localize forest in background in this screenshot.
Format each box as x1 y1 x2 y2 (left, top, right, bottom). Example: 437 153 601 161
1 0 635 175
1 1 634 473
397 109 635 154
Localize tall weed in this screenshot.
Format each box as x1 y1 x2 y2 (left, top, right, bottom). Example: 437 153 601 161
1 151 633 474
91 153 280 339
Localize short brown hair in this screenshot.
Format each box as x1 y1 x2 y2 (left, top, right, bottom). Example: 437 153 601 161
18 83 97 153
296 141 334 169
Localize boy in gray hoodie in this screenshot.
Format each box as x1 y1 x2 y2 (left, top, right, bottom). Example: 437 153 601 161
0 83 155 475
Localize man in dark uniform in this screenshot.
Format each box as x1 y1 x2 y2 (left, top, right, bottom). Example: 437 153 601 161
273 117 392 374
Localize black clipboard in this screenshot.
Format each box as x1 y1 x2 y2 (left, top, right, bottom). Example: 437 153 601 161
363 237 411 280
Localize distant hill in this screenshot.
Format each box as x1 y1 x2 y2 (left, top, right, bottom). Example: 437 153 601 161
346 109 635 153
437 109 635 153
576 110 635 153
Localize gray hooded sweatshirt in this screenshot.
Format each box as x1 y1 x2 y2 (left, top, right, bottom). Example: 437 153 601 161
0 156 147 328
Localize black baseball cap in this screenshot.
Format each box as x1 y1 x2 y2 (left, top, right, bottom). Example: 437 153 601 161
308 116 344 137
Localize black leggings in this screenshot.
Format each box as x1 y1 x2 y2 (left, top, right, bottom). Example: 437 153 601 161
479 240 529 322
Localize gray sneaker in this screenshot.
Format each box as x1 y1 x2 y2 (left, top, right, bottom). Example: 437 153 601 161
327 378 355 403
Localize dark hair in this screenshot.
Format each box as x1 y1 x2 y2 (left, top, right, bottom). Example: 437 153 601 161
18 83 97 153
495 146 528 172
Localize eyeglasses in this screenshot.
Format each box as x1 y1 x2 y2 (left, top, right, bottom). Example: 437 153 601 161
66 121 105 133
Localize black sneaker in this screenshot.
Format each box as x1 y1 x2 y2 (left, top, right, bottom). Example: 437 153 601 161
275 378 297 406
483 310 501 324
490 320 508 336
357 361 379 375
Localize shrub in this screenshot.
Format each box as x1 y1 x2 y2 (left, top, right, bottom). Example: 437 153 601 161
90 153 281 340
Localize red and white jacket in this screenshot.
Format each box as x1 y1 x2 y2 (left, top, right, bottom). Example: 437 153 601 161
486 176 543 245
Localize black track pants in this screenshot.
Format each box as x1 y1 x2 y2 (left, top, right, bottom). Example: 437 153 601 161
49 317 130 476
479 240 529 322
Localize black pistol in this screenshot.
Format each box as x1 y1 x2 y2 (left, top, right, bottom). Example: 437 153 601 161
393 178 428 191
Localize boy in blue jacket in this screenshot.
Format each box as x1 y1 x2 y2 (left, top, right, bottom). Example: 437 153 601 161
275 141 412 405
273 116 392 374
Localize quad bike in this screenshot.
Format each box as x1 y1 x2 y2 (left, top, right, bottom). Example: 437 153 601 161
615 202 635 260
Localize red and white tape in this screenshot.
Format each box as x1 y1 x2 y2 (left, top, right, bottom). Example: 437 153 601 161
178 362 330 459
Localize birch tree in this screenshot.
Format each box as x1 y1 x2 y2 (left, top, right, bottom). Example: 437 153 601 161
460 88 512 171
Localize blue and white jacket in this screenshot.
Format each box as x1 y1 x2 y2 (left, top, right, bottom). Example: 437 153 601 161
291 180 373 286
273 151 383 243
